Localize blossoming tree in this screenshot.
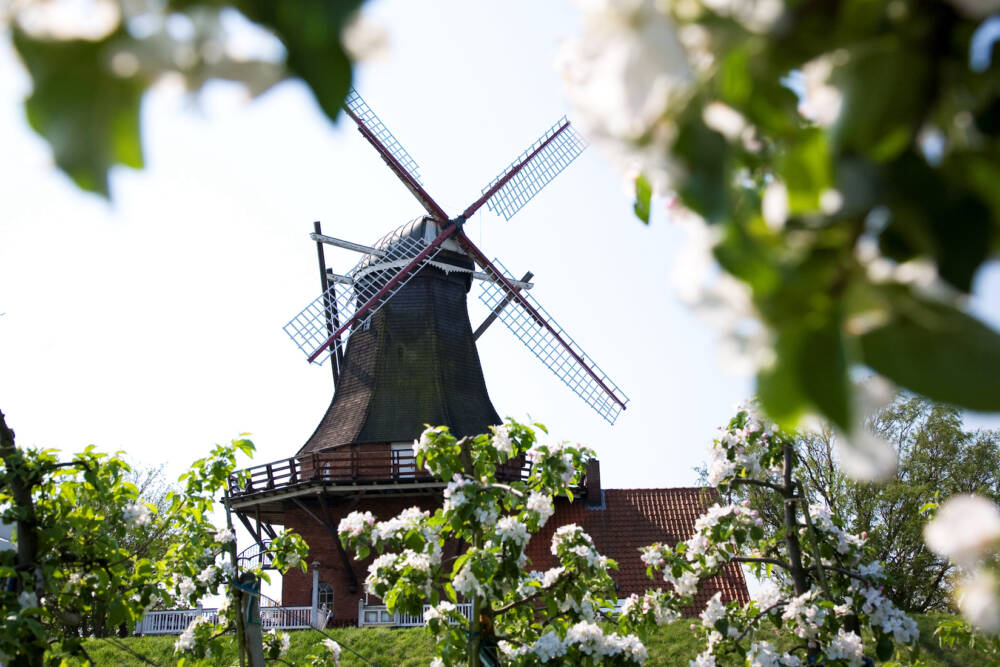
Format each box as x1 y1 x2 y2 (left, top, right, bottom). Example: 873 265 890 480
0 409 311 666
638 406 918 666
338 422 660 666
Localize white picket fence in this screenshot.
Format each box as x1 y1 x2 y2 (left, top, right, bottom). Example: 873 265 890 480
136 606 313 635
357 600 473 628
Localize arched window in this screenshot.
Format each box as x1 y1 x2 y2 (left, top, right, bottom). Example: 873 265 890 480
318 582 334 610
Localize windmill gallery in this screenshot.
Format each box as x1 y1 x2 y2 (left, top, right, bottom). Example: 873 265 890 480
222 89 748 626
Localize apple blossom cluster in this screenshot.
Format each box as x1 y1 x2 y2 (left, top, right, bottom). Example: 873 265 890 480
526 490 555 525
174 614 211 653
618 590 680 629
924 494 1000 633
122 500 152 527
498 621 648 666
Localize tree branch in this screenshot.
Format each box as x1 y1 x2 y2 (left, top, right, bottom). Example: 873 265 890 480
731 556 792 571
729 478 786 493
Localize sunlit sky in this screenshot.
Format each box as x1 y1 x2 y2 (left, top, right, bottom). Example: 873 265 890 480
2 0 999 508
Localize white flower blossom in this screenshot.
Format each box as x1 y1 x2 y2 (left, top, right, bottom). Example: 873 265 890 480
197 566 217 586
799 54 844 128
496 516 530 548
214 528 236 544
531 631 567 661
526 491 554 525
123 501 152 527
322 638 342 663
957 570 1000 634
453 563 485 597
424 600 457 625
491 424 513 456
691 648 716 667
338 511 375 538
825 629 864 666
559 0 693 195
924 495 1000 568
699 592 726 628
174 615 210 653
374 507 428 542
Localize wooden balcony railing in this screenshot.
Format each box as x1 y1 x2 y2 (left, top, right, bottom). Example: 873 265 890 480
226 446 529 498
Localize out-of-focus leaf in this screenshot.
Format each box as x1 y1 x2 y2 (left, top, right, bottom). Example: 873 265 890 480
833 40 931 163
778 128 832 214
882 151 992 292
799 320 850 431
235 0 364 125
675 107 730 223
12 28 144 197
633 174 652 224
860 290 1000 412
757 330 810 429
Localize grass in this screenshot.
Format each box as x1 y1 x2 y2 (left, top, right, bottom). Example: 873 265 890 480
82 615 993 666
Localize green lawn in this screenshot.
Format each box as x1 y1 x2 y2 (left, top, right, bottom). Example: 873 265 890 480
82 615 993 666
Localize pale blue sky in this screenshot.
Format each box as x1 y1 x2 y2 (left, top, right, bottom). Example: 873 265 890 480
1 0 997 499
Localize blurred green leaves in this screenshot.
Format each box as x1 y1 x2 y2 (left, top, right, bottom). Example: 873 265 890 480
8 0 365 198
860 289 1000 412
637 0 1000 428
13 27 144 196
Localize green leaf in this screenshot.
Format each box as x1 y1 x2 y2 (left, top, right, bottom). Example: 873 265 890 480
860 290 1000 412
833 39 931 163
876 635 895 661
633 174 652 224
799 321 851 432
757 331 810 429
778 128 832 214
12 28 145 197
234 0 363 125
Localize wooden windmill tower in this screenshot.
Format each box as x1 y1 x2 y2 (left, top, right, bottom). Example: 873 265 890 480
285 88 630 428
224 89 643 623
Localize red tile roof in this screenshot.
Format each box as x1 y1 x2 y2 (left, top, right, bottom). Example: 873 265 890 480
525 488 750 614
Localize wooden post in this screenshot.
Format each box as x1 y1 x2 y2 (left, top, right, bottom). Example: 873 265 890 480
314 221 343 384
288 458 298 484
224 504 248 667
238 572 265 667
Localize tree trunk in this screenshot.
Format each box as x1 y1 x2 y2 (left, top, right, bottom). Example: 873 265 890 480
0 410 45 667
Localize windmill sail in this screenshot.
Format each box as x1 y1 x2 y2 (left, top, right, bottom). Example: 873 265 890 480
344 87 423 185
478 117 587 221
285 220 456 364
476 257 629 424
343 88 448 221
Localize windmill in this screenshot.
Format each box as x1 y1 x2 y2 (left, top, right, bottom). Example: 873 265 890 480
284 88 629 425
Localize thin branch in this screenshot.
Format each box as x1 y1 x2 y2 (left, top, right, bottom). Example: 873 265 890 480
487 483 524 499
728 478 786 494
823 565 875 587
734 601 786 641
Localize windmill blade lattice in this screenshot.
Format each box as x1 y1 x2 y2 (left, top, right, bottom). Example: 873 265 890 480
344 87 423 186
284 233 448 364
481 117 587 221
478 258 629 424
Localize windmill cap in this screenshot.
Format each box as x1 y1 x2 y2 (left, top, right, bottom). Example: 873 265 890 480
354 216 472 280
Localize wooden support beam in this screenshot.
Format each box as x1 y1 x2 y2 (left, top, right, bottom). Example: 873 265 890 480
292 496 359 594
235 511 268 553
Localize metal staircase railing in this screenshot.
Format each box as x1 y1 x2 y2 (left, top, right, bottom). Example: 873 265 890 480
237 540 275 570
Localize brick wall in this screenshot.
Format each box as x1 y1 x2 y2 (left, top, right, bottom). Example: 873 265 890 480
282 493 443 624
